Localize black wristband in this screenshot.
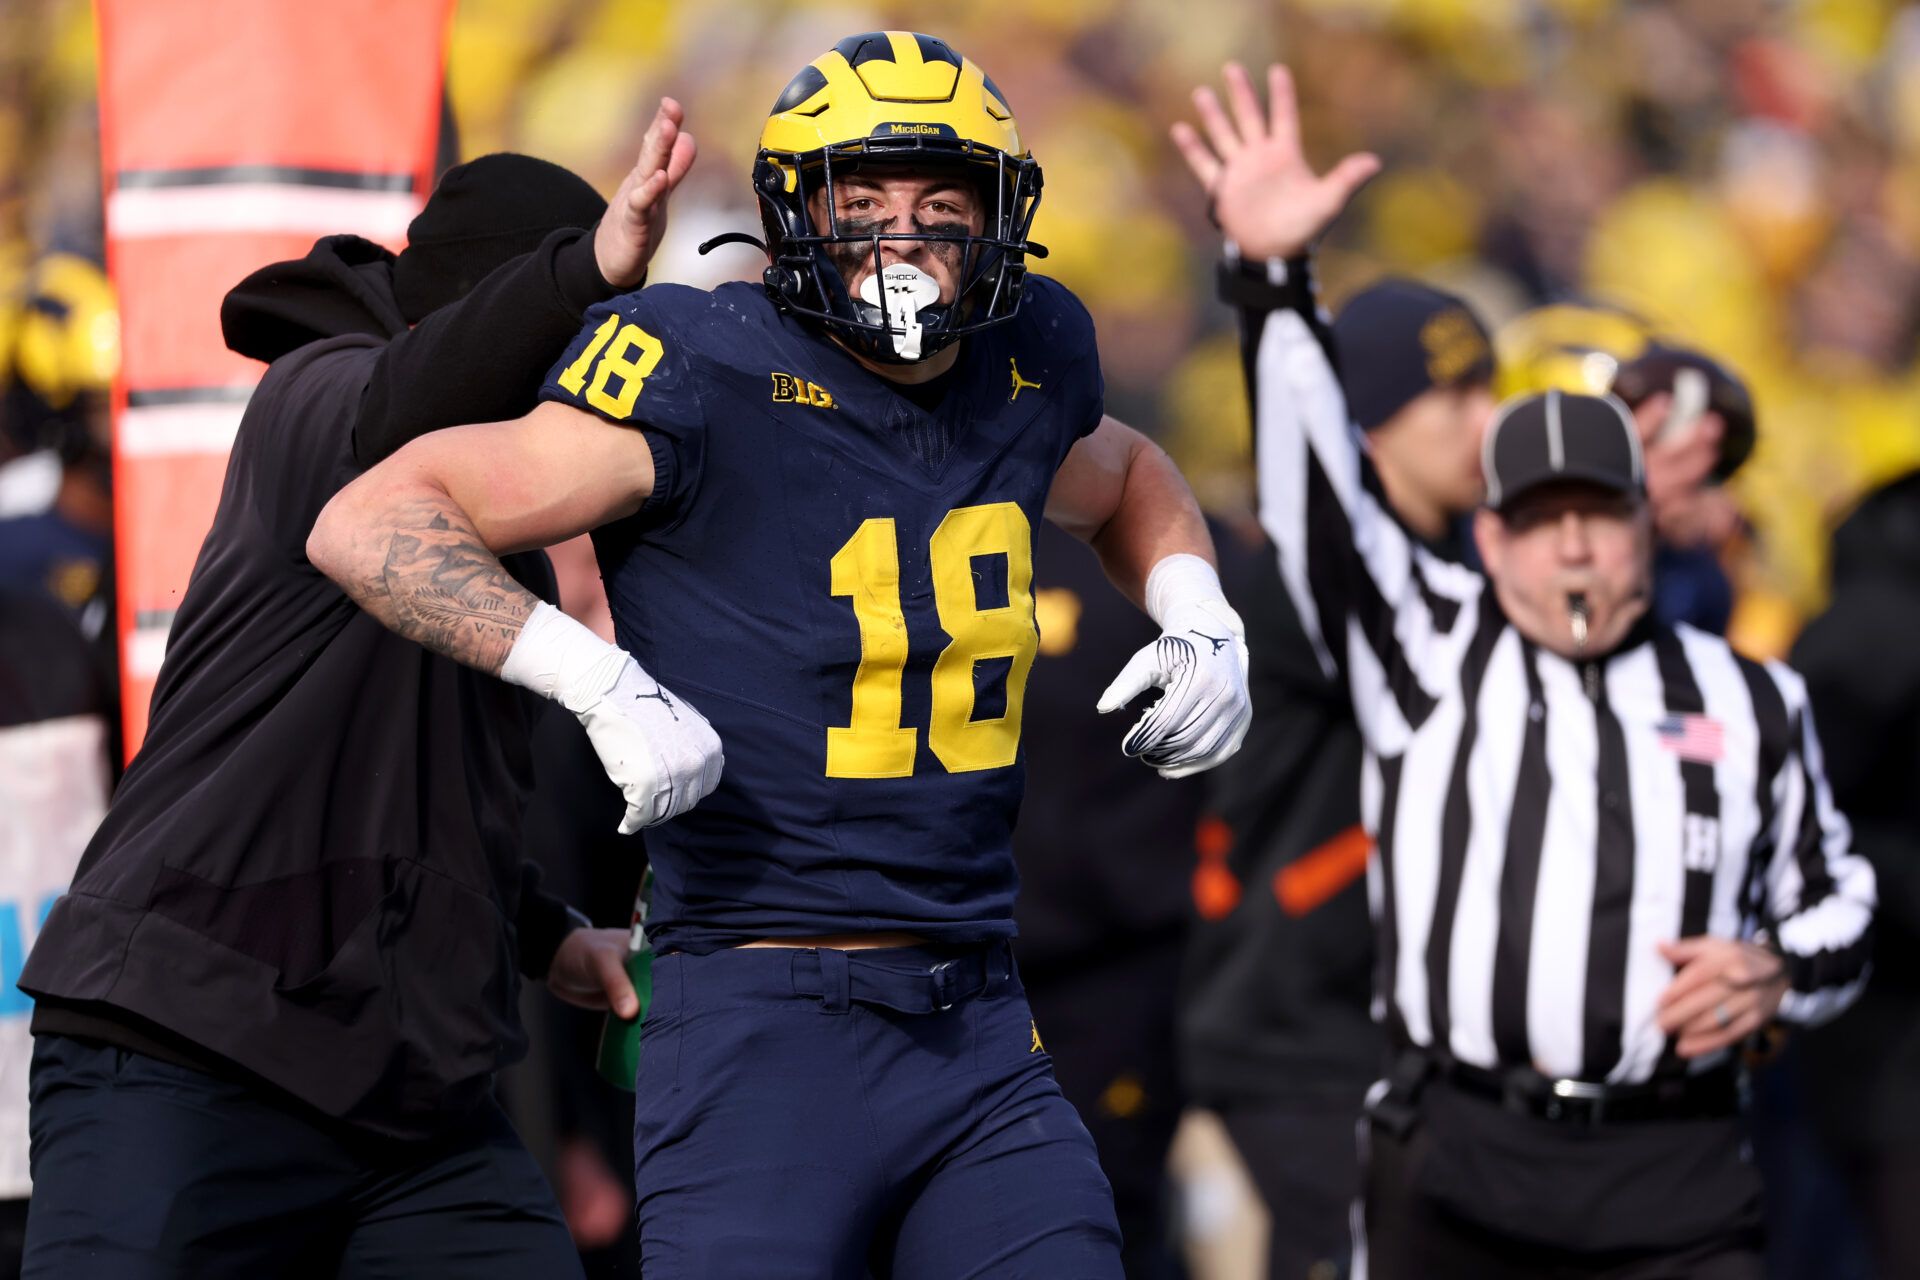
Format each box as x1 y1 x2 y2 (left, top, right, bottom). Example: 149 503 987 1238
1215 252 1316 312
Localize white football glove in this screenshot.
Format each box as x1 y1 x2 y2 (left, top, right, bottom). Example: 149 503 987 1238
502 603 723 833
1097 555 1252 779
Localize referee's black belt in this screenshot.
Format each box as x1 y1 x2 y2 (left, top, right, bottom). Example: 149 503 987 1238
1423 1055 1742 1125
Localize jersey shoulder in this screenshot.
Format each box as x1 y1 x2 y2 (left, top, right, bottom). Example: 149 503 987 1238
598 281 746 358
540 282 775 429
1007 275 1098 353
998 274 1103 441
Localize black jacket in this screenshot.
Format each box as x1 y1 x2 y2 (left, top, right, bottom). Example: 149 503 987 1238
1177 516 1473 1106
1012 520 1202 979
1176 522 1381 1105
1791 469 1920 1147
22 228 617 1138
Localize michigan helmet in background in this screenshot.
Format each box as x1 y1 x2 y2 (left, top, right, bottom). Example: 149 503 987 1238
1493 300 1649 400
13 253 118 413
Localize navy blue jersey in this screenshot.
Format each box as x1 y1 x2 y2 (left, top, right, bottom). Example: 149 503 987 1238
539 277 1103 951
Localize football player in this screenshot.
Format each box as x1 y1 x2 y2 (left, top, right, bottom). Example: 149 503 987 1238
309 32 1251 1276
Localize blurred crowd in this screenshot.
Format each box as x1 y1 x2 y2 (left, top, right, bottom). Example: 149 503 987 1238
5 0 1920 1277
431 0 1920 653
8 0 1920 636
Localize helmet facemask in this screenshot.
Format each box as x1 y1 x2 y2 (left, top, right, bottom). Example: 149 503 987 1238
753 136 1043 363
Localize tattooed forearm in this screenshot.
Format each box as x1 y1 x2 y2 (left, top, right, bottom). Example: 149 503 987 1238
313 486 535 676
378 497 536 673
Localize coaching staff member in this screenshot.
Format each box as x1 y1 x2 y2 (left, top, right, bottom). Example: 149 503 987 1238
1174 65 1875 1278
19 106 693 1278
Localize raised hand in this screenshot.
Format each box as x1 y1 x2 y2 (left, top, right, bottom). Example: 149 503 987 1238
1169 63 1380 261
594 97 699 289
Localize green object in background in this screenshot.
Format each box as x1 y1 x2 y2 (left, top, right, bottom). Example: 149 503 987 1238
595 870 654 1092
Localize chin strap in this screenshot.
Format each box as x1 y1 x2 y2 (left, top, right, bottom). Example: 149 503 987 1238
859 264 941 361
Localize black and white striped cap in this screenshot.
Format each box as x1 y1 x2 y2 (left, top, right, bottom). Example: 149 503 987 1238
1481 389 1645 512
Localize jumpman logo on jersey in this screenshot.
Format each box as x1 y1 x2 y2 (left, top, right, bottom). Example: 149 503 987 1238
1009 357 1041 402
1188 629 1231 655
1030 1020 1045 1053
631 684 679 721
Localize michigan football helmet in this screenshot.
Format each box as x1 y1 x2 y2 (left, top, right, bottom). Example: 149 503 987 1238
1494 301 1649 401
5 254 119 461
12 254 118 413
709 32 1044 364
1499 302 1755 483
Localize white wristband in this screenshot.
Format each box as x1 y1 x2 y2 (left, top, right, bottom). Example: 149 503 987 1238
1143 553 1227 628
500 601 628 713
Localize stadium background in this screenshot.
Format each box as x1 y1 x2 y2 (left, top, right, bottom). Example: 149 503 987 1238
2 0 1916 1274
9 0 1920 648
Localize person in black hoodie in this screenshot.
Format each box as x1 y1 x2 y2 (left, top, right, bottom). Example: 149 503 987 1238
1790 469 1920 1277
18 106 691 1279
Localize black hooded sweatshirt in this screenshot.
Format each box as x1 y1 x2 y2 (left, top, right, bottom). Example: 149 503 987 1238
23 228 620 1139
1791 470 1920 1147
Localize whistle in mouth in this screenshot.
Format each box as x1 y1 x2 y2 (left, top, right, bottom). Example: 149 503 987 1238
1568 592 1590 652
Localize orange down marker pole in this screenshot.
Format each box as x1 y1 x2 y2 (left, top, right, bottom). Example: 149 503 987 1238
95 0 453 753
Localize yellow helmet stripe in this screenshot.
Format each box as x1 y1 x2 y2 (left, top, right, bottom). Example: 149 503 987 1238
839 31 961 104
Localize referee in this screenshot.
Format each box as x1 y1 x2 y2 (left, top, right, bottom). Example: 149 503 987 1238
1174 65 1876 1278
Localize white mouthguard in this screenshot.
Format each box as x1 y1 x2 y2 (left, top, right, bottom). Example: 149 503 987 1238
858 264 940 360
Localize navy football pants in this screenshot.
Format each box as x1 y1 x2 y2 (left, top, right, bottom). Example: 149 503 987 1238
22 1036 580 1279
631 941 1124 1279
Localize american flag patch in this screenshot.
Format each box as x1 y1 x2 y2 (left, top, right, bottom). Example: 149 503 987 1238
1656 714 1724 764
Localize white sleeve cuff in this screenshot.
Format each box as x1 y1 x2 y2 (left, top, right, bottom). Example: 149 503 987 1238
500 601 626 711
1143 553 1227 628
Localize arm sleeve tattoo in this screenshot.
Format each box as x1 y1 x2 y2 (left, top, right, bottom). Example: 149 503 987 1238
338 491 537 676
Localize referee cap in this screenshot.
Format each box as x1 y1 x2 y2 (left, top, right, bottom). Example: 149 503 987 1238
1482 389 1644 513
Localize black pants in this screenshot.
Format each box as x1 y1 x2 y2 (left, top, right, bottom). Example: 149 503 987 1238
0 1200 26 1280
1218 1098 1363 1280
23 1035 580 1279
1834 1144 1920 1280
1360 1080 1763 1280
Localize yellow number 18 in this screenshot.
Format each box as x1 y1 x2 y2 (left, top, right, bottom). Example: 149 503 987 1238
556 313 664 420
827 502 1037 778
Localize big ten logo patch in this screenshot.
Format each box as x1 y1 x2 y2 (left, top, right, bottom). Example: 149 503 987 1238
1682 813 1721 874
771 372 836 409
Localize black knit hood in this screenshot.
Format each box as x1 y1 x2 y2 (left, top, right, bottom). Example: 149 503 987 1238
220 234 408 364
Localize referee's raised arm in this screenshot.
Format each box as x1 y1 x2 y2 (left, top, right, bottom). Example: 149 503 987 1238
1173 64 1485 762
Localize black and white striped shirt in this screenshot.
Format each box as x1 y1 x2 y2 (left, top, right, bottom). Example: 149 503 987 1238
1229 258 1876 1085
